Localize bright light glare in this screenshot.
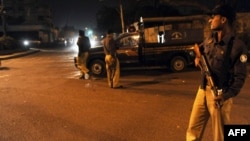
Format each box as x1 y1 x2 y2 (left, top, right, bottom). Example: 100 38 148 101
23 40 29 46
90 39 96 47
69 36 79 52
88 30 93 36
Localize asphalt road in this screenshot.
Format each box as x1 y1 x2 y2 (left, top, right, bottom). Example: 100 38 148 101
0 46 249 141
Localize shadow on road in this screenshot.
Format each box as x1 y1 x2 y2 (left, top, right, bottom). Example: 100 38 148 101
0 67 10 70
125 80 161 87
120 66 199 77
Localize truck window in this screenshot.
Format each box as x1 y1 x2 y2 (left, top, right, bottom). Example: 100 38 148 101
143 21 204 44
117 34 139 48
139 16 205 44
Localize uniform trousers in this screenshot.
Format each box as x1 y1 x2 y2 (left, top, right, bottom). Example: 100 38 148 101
105 55 120 88
78 52 89 75
186 86 232 141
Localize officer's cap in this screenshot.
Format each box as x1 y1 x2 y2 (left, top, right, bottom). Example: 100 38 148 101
208 4 236 23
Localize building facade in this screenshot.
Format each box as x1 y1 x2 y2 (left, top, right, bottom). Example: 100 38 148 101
0 0 56 44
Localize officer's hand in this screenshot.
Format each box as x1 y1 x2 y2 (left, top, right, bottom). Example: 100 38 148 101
194 57 201 68
214 95 224 108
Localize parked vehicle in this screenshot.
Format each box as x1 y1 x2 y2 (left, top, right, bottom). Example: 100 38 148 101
76 15 206 77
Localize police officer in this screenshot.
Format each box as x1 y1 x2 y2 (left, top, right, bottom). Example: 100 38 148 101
186 4 248 141
77 30 91 79
103 29 122 88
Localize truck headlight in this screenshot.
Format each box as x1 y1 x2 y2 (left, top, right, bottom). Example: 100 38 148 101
189 51 195 56
23 40 30 46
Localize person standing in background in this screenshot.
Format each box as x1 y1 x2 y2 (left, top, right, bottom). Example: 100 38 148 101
103 29 122 88
77 30 91 79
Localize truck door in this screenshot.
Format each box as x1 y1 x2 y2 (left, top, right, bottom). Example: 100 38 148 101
116 33 140 64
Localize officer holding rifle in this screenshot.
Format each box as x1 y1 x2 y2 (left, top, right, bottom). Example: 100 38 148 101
186 4 248 141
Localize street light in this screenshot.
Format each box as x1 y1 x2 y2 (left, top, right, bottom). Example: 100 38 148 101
0 0 6 36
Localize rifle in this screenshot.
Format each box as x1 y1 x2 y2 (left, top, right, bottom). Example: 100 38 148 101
194 44 222 108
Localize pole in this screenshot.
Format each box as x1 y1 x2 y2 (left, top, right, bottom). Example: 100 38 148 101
1 0 6 36
119 0 125 33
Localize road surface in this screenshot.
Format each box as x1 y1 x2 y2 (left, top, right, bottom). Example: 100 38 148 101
0 47 249 141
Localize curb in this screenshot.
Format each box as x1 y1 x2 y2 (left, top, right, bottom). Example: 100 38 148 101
0 48 40 60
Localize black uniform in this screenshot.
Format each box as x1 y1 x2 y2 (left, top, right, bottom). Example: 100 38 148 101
77 36 90 55
200 31 248 100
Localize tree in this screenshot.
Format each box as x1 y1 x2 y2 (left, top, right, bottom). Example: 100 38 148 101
96 6 120 34
96 0 249 34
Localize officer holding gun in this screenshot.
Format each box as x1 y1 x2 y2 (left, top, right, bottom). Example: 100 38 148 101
186 4 248 141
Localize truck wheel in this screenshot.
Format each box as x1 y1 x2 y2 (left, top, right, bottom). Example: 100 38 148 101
89 59 106 77
170 56 187 72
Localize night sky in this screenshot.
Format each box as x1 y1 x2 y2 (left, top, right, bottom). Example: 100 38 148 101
46 0 250 30
47 0 119 30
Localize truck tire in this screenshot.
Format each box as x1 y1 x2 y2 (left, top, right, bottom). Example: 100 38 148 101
89 59 106 77
170 56 187 72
